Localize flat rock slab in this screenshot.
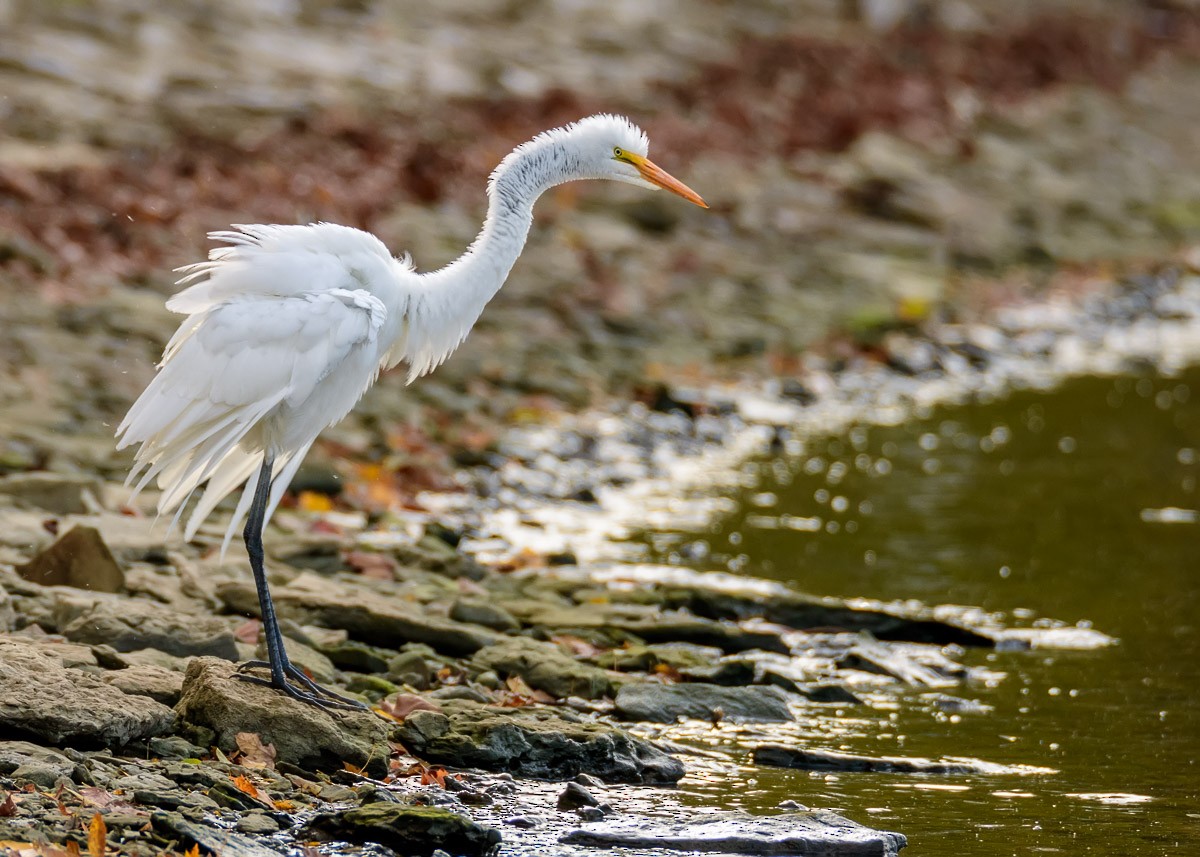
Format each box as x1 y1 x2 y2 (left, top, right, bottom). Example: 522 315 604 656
174 657 389 776
397 701 685 784
307 803 501 857
0 636 175 747
270 573 498 656
615 683 794 723
62 599 238 659
152 811 284 857
560 811 906 855
753 745 1056 776
0 741 79 788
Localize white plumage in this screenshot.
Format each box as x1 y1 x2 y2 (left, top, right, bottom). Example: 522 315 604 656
115 114 705 707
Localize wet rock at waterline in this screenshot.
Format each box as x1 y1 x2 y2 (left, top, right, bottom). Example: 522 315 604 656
0 635 175 747
174 658 389 775
753 745 1057 776
614 682 794 723
396 701 686 783
561 811 907 855
307 803 502 857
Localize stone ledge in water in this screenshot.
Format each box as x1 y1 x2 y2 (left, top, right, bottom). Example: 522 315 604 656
174 657 389 776
307 803 501 857
560 811 906 855
396 701 685 784
0 635 175 747
753 746 1057 776
614 682 794 723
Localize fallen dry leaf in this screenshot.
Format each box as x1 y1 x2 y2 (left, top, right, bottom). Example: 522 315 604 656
234 732 277 770
233 620 262 645
86 814 105 857
0 793 15 818
374 694 442 723
297 490 334 513
345 550 398 580
231 775 264 804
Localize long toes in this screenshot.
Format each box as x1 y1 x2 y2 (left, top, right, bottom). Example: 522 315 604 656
237 660 272 673
283 668 368 709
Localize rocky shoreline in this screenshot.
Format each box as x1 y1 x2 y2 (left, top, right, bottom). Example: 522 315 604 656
7 266 1192 855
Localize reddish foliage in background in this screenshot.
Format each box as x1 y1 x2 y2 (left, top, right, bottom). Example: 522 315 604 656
0 9 1195 305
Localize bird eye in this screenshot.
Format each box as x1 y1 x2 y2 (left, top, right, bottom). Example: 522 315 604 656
613 147 624 158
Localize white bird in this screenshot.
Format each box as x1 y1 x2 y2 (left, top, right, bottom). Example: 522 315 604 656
117 114 706 708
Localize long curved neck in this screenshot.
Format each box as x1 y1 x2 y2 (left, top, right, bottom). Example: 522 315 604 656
419 137 580 305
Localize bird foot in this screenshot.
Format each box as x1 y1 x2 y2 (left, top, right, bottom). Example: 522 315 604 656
235 660 368 711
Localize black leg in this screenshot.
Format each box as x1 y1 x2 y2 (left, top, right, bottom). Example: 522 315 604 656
237 454 367 711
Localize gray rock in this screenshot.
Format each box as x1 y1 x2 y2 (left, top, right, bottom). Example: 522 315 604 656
397 701 684 784
16 526 124 593
61 599 239 660
561 811 907 855
557 782 599 811
836 642 960 688
152 811 285 857
753 745 1049 776
174 657 389 776
472 637 613 700
387 650 431 689
614 683 793 723
102 664 186 706
449 598 520 633
0 472 103 515
0 636 175 747
271 575 498 656
800 683 864 705
307 803 501 857
236 812 282 835
0 741 78 788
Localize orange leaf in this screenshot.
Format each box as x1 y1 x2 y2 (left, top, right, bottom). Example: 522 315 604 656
297 491 334 513
87 813 106 857
184 846 200 857
272 799 296 812
0 793 15 817
231 775 262 802
66 842 82 857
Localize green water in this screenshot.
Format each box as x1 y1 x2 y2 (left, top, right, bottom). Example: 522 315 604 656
648 370 1200 854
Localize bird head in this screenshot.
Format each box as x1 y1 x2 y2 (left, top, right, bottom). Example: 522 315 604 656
557 114 708 208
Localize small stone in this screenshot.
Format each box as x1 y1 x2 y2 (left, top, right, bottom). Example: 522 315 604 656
557 781 599 811
16 526 124 593
147 736 206 760
449 598 520 633
237 812 281 835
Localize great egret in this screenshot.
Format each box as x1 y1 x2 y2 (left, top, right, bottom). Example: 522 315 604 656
117 114 707 709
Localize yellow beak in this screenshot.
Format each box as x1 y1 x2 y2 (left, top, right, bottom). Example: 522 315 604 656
623 152 708 208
